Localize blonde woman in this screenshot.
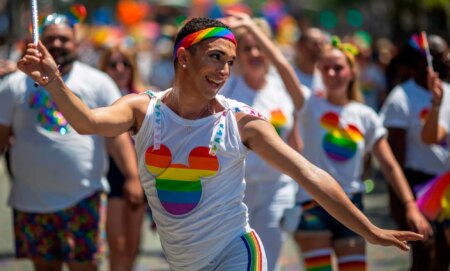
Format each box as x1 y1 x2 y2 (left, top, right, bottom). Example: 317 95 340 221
98 46 148 271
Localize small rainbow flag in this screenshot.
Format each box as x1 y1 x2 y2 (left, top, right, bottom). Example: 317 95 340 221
415 172 450 222
409 31 434 71
409 33 427 54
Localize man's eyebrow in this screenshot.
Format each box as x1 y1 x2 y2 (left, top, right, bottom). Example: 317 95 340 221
209 49 236 59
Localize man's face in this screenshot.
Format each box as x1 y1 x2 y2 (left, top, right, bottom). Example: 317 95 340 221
300 29 326 61
42 24 77 66
185 38 236 99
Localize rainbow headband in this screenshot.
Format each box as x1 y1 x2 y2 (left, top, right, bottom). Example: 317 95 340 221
173 27 237 60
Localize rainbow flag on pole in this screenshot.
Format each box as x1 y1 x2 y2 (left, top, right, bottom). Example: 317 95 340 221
409 31 434 71
415 172 450 222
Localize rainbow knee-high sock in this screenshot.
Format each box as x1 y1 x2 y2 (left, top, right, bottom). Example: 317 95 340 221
338 254 366 271
303 248 333 271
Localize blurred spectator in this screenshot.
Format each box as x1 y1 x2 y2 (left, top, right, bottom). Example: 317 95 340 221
380 34 450 271
293 27 327 93
422 66 450 267
0 13 140 271
294 36 431 271
148 24 177 91
98 45 148 271
355 40 387 111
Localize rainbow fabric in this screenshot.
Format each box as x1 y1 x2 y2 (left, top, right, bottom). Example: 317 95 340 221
173 27 237 60
29 91 69 134
240 231 264 271
338 255 367 271
303 248 332 271
269 109 287 136
320 112 363 162
409 33 429 55
415 172 450 222
145 144 219 216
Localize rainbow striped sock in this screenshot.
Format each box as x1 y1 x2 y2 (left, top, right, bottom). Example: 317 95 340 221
338 254 366 271
303 248 333 271
241 231 264 271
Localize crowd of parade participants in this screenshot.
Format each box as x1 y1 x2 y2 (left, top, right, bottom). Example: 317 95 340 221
1 8 449 271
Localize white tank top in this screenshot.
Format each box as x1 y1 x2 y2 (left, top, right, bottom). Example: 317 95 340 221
134 89 263 270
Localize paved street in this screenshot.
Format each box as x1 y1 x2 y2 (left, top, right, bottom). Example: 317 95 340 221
0 157 410 271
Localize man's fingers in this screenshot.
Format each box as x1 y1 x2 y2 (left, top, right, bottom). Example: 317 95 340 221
38 40 52 58
395 231 424 242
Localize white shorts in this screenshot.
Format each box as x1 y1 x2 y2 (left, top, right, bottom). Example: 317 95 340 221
199 230 267 271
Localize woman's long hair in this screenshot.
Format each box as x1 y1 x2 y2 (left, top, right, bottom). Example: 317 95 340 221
98 45 146 93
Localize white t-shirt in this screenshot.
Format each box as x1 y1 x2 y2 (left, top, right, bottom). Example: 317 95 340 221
134 90 264 270
294 67 325 95
296 94 386 202
220 72 295 183
437 82 450 169
360 63 386 111
0 62 121 212
379 79 449 175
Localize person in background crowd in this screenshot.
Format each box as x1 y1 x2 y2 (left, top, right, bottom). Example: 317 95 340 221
98 45 148 271
291 27 328 152
293 27 327 94
292 35 432 271
355 39 387 111
422 68 450 271
380 35 450 271
0 13 141 271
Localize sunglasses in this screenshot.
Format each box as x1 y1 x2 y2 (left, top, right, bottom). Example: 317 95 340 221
107 60 131 69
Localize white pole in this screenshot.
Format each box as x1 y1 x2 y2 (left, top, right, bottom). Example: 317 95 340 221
421 31 434 72
31 0 39 45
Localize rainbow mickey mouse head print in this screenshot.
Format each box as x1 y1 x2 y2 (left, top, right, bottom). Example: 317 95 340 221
320 111 363 162
145 144 219 216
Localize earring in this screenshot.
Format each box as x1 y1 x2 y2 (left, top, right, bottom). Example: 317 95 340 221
182 64 186 68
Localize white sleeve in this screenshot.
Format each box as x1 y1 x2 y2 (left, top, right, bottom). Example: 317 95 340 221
379 86 409 128
0 75 15 126
439 84 450 133
364 108 387 153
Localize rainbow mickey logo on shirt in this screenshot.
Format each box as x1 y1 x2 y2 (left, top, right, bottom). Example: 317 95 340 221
29 90 69 134
145 144 219 216
270 109 287 135
320 111 363 162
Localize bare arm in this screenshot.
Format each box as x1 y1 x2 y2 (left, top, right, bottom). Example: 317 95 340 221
0 124 12 155
286 115 303 152
422 69 447 144
237 114 423 250
224 11 304 111
106 133 144 205
373 137 433 239
17 42 148 137
386 128 406 166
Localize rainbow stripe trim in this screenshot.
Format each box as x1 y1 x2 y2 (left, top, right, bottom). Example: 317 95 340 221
303 248 333 271
173 27 237 60
241 231 263 271
338 255 367 271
